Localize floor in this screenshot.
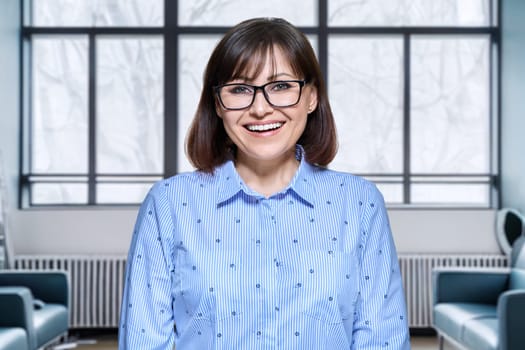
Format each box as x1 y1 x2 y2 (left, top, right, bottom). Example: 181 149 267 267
54 331 454 350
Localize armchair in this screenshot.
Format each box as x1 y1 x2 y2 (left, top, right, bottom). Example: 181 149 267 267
0 287 31 350
0 271 69 349
432 235 525 350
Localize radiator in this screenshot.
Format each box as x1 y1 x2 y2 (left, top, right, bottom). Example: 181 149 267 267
14 254 508 329
14 255 127 328
399 254 508 328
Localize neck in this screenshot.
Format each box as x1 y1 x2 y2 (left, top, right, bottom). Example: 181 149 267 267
235 151 299 197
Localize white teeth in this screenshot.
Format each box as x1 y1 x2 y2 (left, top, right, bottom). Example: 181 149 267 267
246 123 283 132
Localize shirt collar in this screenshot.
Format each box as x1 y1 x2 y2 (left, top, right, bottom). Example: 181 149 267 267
216 145 317 207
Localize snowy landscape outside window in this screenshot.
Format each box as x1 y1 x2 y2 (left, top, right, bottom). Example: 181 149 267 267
21 0 499 207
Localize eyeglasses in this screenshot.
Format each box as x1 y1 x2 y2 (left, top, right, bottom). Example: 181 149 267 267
214 80 306 110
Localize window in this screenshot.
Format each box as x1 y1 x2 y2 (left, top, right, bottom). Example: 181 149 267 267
21 0 500 207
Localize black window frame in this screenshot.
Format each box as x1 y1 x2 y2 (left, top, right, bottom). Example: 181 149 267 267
19 0 501 208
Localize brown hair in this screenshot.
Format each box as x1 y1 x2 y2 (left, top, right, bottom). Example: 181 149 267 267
186 17 338 173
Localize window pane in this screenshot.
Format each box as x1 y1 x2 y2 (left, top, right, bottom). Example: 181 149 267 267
178 0 317 26
411 36 490 174
32 35 88 174
411 183 489 206
375 183 404 204
31 183 87 204
178 35 221 172
97 183 152 204
329 36 403 174
329 0 491 27
96 36 163 174
32 0 163 27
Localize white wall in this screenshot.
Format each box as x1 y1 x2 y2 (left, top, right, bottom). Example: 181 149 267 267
501 0 525 213
0 0 20 207
9 208 499 255
0 0 21 265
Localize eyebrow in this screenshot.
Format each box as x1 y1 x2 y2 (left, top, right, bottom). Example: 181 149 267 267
268 72 296 80
234 72 297 83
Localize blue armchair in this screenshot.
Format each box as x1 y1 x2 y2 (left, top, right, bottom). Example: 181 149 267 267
433 235 525 350
0 287 31 350
0 271 69 350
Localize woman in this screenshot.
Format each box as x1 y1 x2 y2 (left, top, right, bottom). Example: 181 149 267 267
119 17 410 349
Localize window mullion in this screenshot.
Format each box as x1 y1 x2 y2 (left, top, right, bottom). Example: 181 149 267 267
318 0 328 79
403 34 411 204
88 34 96 204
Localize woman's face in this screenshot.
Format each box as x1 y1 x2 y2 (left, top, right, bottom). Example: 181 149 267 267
215 47 317 166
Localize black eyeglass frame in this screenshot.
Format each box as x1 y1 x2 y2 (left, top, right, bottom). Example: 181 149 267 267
213 80 307 110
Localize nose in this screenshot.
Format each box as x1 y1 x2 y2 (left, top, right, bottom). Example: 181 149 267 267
249 89 274 117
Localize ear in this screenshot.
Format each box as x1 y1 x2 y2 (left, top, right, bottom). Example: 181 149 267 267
215 101 224 119
306 86 318 114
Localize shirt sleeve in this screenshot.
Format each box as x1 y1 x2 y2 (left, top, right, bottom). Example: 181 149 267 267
352 183 411 350
118 183 176 350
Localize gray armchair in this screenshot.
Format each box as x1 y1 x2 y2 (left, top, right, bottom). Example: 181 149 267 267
0 271 69 350
433 235 525 350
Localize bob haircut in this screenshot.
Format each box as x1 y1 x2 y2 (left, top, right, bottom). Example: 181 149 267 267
186 17 338 173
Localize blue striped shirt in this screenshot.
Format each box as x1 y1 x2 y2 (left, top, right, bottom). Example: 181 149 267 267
119 148 410 349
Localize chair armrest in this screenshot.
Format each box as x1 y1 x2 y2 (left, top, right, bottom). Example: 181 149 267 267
0 270 68 306
0 287 33 328
433 268 510 304
498 290 525 350
0 286 37 349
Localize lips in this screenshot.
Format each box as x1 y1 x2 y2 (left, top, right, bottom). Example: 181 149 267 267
245 122 284 132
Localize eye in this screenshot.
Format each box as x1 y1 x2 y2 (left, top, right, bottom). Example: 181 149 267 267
268 81 294 92
226 84 253 95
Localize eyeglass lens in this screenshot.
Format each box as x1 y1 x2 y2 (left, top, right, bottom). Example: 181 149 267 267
217 80 303 110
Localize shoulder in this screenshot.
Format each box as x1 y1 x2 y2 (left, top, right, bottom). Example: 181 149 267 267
303 164 386 214
309 165 381 196
146 164 234 206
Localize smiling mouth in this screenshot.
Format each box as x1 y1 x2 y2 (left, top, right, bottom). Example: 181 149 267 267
245 122 284 132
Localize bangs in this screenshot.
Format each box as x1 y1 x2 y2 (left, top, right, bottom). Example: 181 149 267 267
227 43 302 83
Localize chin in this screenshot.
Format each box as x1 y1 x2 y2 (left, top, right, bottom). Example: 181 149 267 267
246 148 296 162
